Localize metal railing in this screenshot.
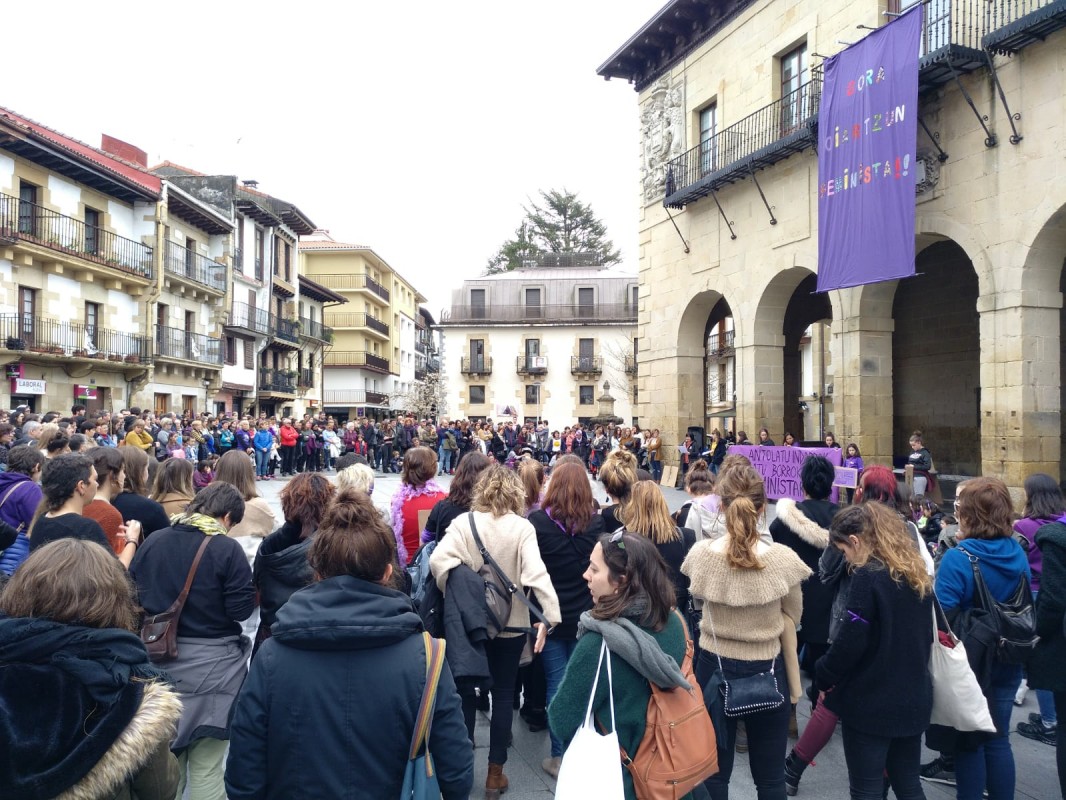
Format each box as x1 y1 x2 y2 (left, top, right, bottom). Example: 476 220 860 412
325 311 390 336
460 357 493 375
0 314 152 362
414 368 427 381
298 368 315 388
624 355 636 375
314 273 390 302
323 350 391 371
516 356 548 375
415 340 427 355
259 367 296 393
269 314 300 344
571 356 603 374
443 303 636 324
323 388 389 405
367 390 388 404
984 0 1066 52
707 330 735 357
227 301 270 334
164 241 226 292
156 326 222 363
0 193 154 279
298 316 333 342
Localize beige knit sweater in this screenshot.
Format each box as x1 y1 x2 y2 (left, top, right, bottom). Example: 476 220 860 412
682 536 811 661
430 510 562 636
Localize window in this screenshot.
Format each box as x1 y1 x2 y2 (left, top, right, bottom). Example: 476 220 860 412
85 302 101 348
236 216 245 271
524 338 541 371
525 384 540 405
84 208 101 255
224 336 237 365
699 103 718 174
578 338 595 371
185 237 196 276
244 340 254 369
780 43 809 134
470 288 486 319
469 386 486 404
18 182 37 236
184 311 196 359
469 339 485 371
579 385 595 405
254 228 264 281
630 285 639 310
577 287 594 318
18 286 36 346
525 287 541 318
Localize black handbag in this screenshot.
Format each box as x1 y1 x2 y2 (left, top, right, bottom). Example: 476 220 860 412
702 596 785 717
956 545 1038 665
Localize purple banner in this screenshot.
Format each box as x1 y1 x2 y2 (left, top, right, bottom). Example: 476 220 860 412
816 7 922 292
729 445 843 502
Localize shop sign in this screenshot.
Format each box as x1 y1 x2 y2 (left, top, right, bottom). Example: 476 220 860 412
74 384 98 400
11 378 46 395
4 363 22 379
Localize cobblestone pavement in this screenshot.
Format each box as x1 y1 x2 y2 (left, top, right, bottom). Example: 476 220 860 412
242 469 1060 800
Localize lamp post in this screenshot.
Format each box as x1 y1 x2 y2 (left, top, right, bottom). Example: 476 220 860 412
202 376 211 416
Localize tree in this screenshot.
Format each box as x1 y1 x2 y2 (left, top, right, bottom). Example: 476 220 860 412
486 188 622 274
388 371 448 421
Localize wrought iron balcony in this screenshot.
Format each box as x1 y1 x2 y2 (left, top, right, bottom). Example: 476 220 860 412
985 0 1066 55
442 303 636 324
367 390 388 404
315 273 390 302
269 314 300 345
0 192 154 280
460 357 492 375
624 355 636 375
707 330 735 358
664 79 821 210
415 340 427 355
164 241 226 292
227 302 270 335
325 312 390 337
0 314 151 363
298 316 333 343
297 367 315 388
415 368 427 381
259 367 296 394
323 350 391 372
571 356 603 375
516 356 548 375
156 326 222 364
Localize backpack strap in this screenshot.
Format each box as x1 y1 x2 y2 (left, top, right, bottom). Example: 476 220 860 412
0 481 33 532
408 632 447 761
467 513 552 632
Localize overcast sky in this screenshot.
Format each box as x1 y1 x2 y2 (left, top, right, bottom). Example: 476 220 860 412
4 1 663 315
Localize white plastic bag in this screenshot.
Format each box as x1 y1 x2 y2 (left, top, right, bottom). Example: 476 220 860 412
554 640 625 800
929 603 996 732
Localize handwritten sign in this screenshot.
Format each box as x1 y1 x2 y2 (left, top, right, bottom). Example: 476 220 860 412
833 466 859 489
728 445 843 502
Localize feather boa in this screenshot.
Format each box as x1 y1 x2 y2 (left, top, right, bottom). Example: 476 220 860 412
390 479 444 567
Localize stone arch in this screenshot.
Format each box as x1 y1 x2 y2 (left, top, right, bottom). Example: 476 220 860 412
676 290 728 441
915 212 996 298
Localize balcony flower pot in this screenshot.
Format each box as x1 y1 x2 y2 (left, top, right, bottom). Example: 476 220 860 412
124 355 140 364
108 354 123 362
48 346 65 355
92 351 107 359
73 349 88 358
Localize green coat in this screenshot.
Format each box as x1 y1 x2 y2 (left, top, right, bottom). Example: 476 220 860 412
547 612 690 800
1029 522 1066 692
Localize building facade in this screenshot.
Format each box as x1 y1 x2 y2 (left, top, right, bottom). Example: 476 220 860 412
438 262 638 425
600 0 1066 493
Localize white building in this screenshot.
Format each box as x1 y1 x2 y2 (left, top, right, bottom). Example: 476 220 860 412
438 259 638 426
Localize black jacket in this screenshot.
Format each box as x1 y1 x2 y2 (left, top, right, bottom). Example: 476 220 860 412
112 492 172 538
529 509 604 639
425 499 469 543
253 521 313 644
226 575 473 800
1029 522 1066 692
770 498 838 645
442 565 491 687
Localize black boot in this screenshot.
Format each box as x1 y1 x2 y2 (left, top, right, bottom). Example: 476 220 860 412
785 749 808 796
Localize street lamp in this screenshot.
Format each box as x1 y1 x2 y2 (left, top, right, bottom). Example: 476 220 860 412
202 376 211 416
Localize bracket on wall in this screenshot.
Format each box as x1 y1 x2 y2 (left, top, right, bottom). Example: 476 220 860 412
917 116 949 162
749 167 777 226
710 189 738 240
945 57 997 147
663 205 691 254
983 49 1023 145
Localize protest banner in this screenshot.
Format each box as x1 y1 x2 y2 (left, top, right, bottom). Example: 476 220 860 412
728 445 843 502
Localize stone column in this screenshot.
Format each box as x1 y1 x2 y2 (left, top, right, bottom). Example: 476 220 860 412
735 334 785 440
832 313 895 465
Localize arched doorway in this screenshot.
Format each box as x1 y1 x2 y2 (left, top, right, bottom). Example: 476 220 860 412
704 298 734 438
677 290 729 445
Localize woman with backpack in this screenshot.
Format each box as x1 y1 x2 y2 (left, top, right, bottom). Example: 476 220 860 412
430 464 560 800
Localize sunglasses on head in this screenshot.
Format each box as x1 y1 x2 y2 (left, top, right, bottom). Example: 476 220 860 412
610 530 626 550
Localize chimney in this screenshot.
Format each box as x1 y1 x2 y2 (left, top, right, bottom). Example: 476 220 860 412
100 134 148 167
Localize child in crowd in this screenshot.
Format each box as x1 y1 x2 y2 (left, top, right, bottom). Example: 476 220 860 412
389 449 403 473
916 497 944 549
167 432 186 459
843 442 863 504
193 459 214 492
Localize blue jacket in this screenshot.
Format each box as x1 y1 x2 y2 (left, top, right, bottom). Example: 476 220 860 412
226 575 473 800
936 536 1031 611
253 430 274 452
0 472 42 535
234 428 252 451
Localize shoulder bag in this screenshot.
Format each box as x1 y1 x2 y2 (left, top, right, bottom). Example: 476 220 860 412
929 597 996 732
400 632 446 800
703 596 784 717
956 545 1038 664
467 513 551 637
140 536 212 663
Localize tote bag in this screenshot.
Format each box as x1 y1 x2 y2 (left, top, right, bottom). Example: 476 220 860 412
400 633 446 800
929 600 996 733
555 640 625 800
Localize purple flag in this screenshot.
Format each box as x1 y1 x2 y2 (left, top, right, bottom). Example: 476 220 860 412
816 7 922 292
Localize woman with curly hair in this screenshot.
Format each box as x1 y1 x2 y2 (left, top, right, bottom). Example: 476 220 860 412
390 446 446 567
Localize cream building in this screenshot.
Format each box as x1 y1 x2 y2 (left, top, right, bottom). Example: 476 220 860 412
600 0 1066 492
438 259 638 425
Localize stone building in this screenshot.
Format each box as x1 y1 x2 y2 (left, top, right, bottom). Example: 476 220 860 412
438 255 638 425
599 0 1066 491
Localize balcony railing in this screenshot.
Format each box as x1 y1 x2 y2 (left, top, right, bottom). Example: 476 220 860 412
571 356 603 375
314 273 390 302
985 0 1066 54
323 388 389 405
325 312 390 336
460 357 492 375
259 367 296 394
664 78 821 209
0 314 151 363
414 368 427 381
0 193 154 279
443 303 636 324
269 314 300 344
708 330 735 358
156 326 222 364
415 340 427 355
164 241 226 292
624 355 636 375
227 301 270 335
516 356 548 375
298 316 333 342
298 367 315 388
323 350 391 372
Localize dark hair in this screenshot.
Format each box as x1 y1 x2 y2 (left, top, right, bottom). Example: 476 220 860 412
1022 473 1065 521
309 487 397 583
846 442 861 457
280 473 336 540
39 453 93 510
684 459 715 495
118 445 150 496
185 481 246 525
6 444 44 477
447 452 492 509
334 453 366 472
401 446 437 489
214 450 258 501
591 532 675 631
45 433 70 454
151 458 195 502
543 462 597 536
801 455 835 501
92 447 126 491
957 476 1014 540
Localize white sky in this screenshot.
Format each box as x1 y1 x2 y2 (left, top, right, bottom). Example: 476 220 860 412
4 0 663 315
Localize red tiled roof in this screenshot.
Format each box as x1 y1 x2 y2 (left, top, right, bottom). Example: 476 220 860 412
299 240 370 250
0 106 161 198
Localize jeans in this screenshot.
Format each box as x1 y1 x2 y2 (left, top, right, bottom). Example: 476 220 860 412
841 725 925 800
461 635 525 765
955 661 1022 800
438 447 453 474
176 736 228 800
254 449 269 477
651 459 663 482
542 636 579 757
697 651 790 800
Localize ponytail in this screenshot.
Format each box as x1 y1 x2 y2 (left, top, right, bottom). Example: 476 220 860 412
724 495 763 569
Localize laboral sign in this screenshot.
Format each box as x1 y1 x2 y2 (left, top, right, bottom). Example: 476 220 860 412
816 6 921 292
11 378 46 395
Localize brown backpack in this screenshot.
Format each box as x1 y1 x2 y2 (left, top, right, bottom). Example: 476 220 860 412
622 609 719 800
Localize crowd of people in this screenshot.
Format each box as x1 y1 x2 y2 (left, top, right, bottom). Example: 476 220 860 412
0 399 1062 800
